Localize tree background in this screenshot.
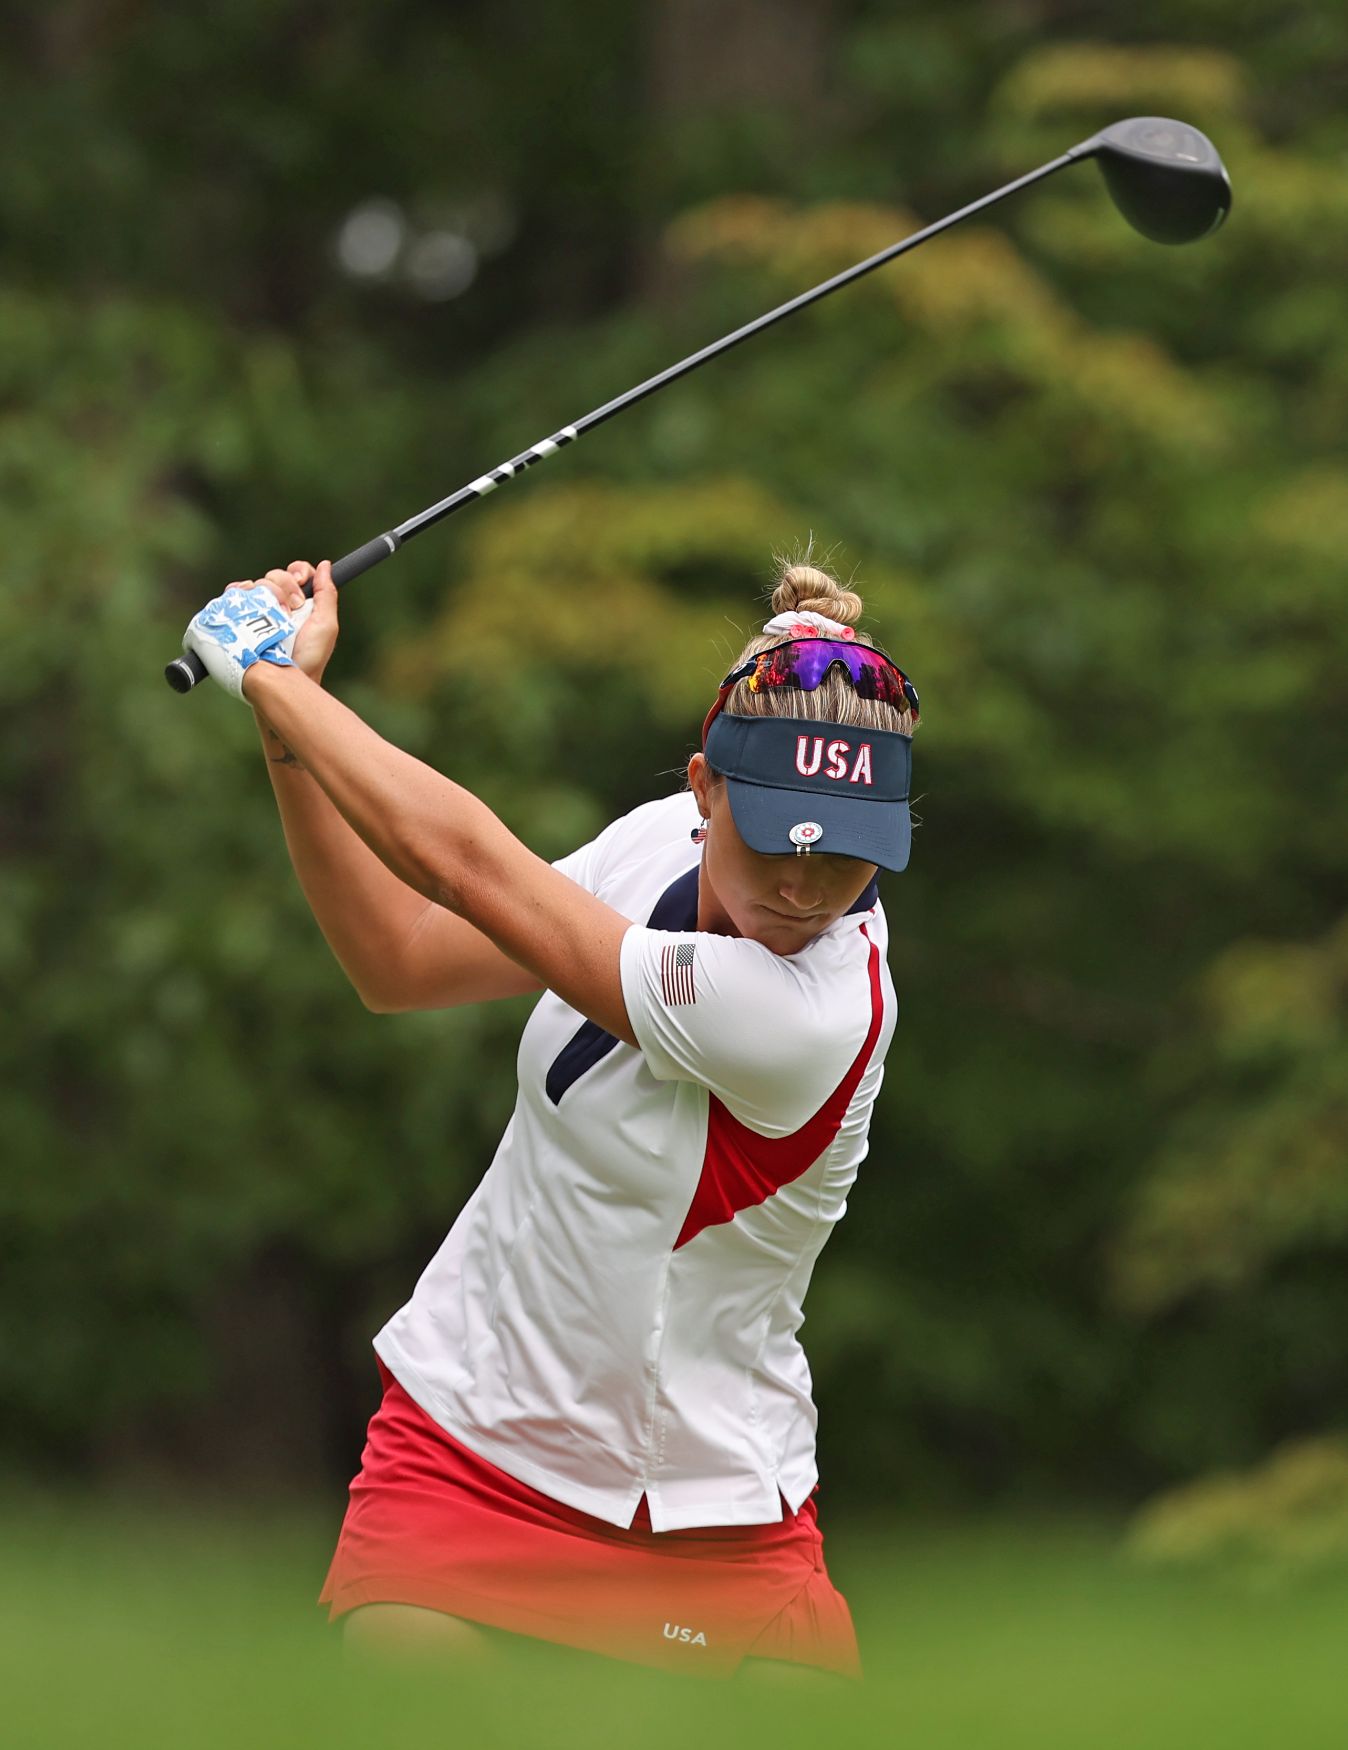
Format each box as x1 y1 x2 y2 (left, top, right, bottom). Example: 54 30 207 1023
3 0 1345 1551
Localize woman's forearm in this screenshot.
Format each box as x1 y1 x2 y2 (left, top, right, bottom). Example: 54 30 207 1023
255 707 444 1008
245 663 513 917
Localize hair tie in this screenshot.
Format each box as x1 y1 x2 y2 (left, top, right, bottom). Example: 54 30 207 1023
762 609 856 641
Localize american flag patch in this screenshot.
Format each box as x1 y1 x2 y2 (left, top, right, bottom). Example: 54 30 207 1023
660 941 697 1006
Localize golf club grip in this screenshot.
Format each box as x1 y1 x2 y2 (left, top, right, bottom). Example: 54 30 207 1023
330 532 400 587
163 531 401 694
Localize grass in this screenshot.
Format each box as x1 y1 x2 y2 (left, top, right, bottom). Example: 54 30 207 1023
2 1497 1345 1749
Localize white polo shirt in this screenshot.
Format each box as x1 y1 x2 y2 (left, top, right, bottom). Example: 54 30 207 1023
373 790 898 1532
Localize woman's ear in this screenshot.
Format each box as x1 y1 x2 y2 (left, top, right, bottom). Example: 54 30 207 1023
687 752 712 816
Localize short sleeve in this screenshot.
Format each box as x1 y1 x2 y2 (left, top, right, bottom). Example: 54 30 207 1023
551 798 684 898
619 926 870 1136
550 816 628 895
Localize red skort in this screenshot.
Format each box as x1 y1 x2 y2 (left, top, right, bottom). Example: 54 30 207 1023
319 1361 861 1680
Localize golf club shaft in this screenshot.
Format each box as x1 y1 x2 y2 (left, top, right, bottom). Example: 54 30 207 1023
166 148 1078 694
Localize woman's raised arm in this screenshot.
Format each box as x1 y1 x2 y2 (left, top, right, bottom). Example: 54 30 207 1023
239 614 635 1042
247 562 544 1013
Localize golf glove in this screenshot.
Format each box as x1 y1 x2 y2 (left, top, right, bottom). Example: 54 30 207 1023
183 587 313 701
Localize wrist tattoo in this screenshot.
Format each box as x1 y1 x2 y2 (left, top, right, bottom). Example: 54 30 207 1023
265 727 306 772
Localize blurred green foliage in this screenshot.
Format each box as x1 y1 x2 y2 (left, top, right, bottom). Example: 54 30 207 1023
2 1 1345 1529
1129 1436 1348 1584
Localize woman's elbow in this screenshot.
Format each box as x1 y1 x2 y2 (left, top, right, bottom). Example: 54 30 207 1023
353 973 417 1014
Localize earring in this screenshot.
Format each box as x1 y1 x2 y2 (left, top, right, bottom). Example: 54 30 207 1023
690 821 708 843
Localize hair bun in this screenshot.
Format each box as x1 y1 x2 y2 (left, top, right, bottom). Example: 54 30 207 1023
770 561 863 627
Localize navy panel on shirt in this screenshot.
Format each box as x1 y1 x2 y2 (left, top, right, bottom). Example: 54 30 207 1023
545 865 700 1105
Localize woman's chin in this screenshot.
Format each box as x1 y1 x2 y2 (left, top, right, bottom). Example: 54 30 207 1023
743 908 828 954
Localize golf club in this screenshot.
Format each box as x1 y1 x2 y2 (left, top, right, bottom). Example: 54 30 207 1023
165 115 1230 694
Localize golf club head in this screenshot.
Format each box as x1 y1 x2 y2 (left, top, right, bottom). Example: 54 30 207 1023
1081 117 1231 244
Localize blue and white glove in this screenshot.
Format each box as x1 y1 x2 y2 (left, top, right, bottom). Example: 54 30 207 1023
183 586 313 701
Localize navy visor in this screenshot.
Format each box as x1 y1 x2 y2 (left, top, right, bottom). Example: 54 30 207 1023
705 713 912 873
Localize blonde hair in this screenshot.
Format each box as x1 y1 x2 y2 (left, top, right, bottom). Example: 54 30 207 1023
720 553 917 736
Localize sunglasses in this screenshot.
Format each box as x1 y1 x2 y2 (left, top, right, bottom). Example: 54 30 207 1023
701 639 920 745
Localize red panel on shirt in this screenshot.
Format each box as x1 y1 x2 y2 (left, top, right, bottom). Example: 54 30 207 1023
674 925 884 1250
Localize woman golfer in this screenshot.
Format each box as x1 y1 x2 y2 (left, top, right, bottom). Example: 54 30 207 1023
184 552 918 1680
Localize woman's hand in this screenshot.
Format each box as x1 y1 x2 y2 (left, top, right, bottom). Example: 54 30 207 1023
183 559 339 702
254 559 340 683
